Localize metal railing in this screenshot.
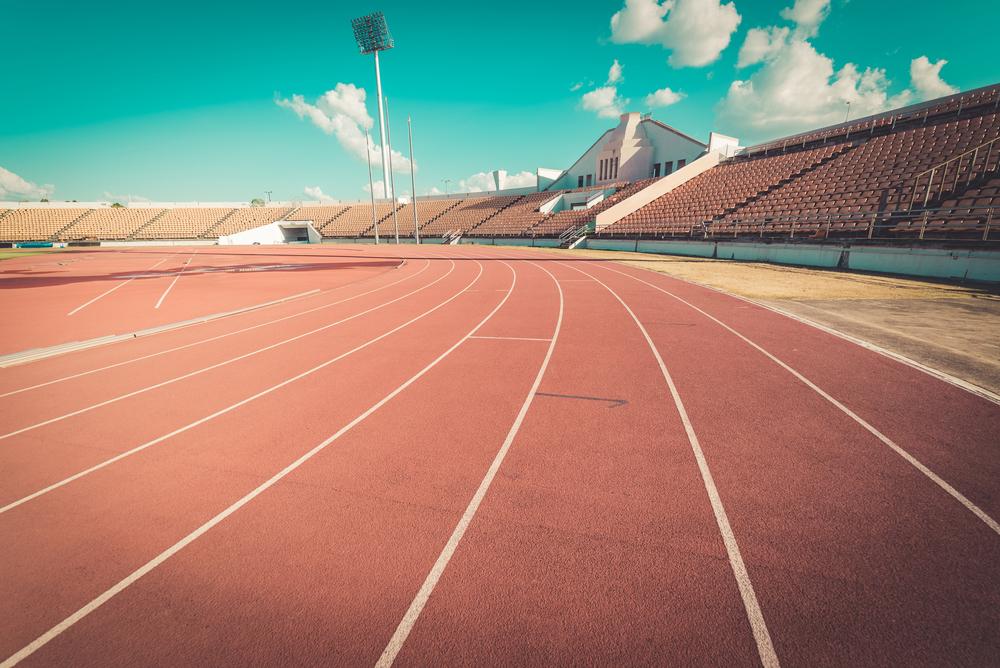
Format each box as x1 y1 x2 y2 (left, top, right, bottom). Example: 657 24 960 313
908 136 1000 210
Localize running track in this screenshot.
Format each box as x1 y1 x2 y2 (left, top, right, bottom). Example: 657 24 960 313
0 244 997 666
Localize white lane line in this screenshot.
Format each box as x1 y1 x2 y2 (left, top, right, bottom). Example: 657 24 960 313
67 257 170 316
599 263 1000 537
0 260 514 668
0 261 430 399
0 261 450 443
376 260 562 667
566 261 780 668
153 252 196 309
468 335 551 342
0 262 465 514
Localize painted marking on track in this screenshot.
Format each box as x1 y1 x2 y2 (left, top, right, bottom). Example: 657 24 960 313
0 263 454 512
599 263 1000 537
0 260 512 668
0 262 428 393
153 252 196 309
377 260 563 667
67 257 170 316
0 261 447 443
535 391 627 408
566 261 780 668
469 335 552 342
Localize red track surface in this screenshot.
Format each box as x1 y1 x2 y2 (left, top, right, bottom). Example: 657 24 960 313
1 244 997 666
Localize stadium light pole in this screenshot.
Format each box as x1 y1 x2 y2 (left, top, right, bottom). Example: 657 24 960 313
443 178 451 195
844 101 851 123
408 116 420 244
352 12 394 193
365 129 380 245
385 96 400 244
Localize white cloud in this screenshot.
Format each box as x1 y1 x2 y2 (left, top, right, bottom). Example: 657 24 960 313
570 82 583 92
304 186 337 203
718 3 960 141
645 86 685 108
910 56 958 101
607 59 623 85
719 37 912 139
363 180 388 198
0 166 54 201
737 26 790 68
780 0 830 38
277 83 414 173
424 186 445 196
582 85 627 119
610 0 742 68
455 170 537 193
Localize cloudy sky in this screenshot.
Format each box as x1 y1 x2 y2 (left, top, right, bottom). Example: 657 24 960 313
2 0 995 203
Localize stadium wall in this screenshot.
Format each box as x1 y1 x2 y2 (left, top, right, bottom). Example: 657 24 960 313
581 238 1000 282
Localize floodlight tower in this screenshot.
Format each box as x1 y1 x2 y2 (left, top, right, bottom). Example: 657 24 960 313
352 12 394 193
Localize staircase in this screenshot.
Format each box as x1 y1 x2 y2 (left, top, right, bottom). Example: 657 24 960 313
558 224 589 248
126 208 169 240
49 208 95 241
715 144 858 222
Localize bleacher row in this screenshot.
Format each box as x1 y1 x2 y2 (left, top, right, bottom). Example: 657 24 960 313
2 84 998 244
0 185 635 242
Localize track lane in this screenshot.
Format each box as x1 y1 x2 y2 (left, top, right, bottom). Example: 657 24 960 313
0 259 438 433
0 254 417 396
599 260 1000 524
0 248 399 354
577 259 1000 666
0 259 466 508
386 257 763 666
0 258 527 666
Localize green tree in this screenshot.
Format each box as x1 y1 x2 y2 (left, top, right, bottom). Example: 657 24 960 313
250 198 265 207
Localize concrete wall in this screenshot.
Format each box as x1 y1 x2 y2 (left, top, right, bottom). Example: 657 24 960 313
582 238 1000 282
459 237 561 248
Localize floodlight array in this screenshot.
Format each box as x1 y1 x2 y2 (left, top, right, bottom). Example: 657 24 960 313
351 12 394 54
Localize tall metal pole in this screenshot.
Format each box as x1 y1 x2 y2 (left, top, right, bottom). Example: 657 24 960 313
408 116 420 244
385 96 400 244
365 129 380 245
373 51 392 191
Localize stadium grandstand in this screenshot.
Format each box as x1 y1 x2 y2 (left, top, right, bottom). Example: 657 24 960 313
3 84 997 247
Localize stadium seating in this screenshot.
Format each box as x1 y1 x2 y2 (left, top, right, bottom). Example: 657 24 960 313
420 196 513 236
0 208 90 241
61 208 166 240
133 208 233 239
323 203 397 237
287 206 349 229
467 192 558 236
364 199 459 237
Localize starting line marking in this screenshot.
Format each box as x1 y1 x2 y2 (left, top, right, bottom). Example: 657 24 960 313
154 252 197 309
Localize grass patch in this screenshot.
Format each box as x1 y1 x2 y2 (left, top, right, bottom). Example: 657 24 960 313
0 249 54 261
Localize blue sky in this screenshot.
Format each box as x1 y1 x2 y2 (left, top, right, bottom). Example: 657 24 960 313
2 0 997 203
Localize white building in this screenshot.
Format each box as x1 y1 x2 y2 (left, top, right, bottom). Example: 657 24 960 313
541 112 710 191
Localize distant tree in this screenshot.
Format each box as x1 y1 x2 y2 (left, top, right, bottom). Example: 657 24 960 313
40 198 49 202
250 198 265 207
111 202 124 208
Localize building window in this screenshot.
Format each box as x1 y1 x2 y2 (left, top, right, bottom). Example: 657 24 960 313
652 163 661 177
613 157 619 179
578 175 584 188
677 159 686 169
586 174 593 186
664 161 673 175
